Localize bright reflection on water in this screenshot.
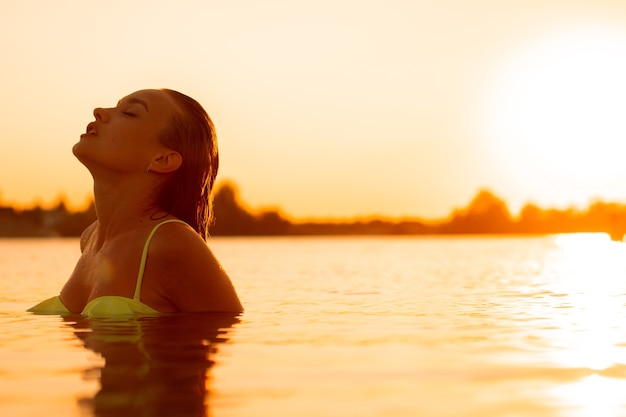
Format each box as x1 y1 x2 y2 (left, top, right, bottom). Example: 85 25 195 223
537 234 626 416
542 234 626 371
2 234 626 416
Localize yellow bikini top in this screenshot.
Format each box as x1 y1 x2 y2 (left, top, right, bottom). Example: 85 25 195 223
28 219 188 317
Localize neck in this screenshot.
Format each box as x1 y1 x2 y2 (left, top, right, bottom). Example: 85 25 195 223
92 177 165 239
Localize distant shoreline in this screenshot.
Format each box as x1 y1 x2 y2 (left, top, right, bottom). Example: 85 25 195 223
1 185 624 239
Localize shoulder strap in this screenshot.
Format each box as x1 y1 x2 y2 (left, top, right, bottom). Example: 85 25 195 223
134 219 190 300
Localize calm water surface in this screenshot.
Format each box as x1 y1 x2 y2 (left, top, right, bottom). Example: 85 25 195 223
2 234 626 416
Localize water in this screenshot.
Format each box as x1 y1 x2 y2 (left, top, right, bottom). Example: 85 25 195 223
2 234 626 416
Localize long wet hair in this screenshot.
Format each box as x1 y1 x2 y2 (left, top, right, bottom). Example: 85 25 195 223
155 89 219 241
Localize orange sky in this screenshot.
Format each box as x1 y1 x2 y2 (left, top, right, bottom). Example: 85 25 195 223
3 0 626 220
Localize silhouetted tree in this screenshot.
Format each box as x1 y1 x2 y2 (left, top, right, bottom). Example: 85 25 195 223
518 203 545 233
210 182 257 235
255 210 291 235
55 200 97 236
440 189 514 233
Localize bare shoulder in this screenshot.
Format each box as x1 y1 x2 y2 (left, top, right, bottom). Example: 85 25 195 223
147 221 243 313
149 220 206 251
149 222 220 269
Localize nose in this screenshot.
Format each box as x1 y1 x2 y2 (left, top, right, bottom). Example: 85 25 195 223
93 107 111 122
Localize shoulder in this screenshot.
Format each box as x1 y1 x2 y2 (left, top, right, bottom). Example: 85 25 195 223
146 220 243 313
147 220 209 260
147 220 221 276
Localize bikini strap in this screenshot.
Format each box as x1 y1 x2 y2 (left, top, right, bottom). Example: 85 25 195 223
134 219 190 301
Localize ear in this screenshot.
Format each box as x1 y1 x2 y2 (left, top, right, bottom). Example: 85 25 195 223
150 150 182 174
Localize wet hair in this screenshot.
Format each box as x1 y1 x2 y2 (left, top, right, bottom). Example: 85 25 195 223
156 89 219 240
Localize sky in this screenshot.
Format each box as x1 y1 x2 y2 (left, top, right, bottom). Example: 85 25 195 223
3 0 626 221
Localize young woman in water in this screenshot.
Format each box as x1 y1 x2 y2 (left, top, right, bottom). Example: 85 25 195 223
29 89 242 316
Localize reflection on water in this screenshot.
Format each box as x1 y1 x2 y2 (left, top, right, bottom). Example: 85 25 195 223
538 234 626 416
62 314 239 417
551 374 626 417
541 234 626 370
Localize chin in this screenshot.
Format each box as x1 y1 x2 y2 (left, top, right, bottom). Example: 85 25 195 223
72 142 83 158
72 141 92 166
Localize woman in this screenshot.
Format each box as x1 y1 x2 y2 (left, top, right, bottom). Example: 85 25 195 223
29 89 242 316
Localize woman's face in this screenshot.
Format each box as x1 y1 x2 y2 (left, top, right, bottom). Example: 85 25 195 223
73 89 180 174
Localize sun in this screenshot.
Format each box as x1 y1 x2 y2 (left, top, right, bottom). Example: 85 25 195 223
482 24 626 184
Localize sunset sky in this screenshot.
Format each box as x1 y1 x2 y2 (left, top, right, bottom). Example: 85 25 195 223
3 0 626 220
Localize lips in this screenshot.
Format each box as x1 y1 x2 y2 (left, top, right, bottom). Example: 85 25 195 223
85 122 97 135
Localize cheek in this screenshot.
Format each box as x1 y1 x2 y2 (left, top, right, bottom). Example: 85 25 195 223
115 128 153 153
128 124 165 147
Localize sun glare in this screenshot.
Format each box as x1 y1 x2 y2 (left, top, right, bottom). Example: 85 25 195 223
483 24 626 183
544 233 626 371
550 374 626 417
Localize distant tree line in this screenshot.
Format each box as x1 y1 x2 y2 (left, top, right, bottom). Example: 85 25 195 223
0 184 624 238
437 189 626 238
0 199 97 237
